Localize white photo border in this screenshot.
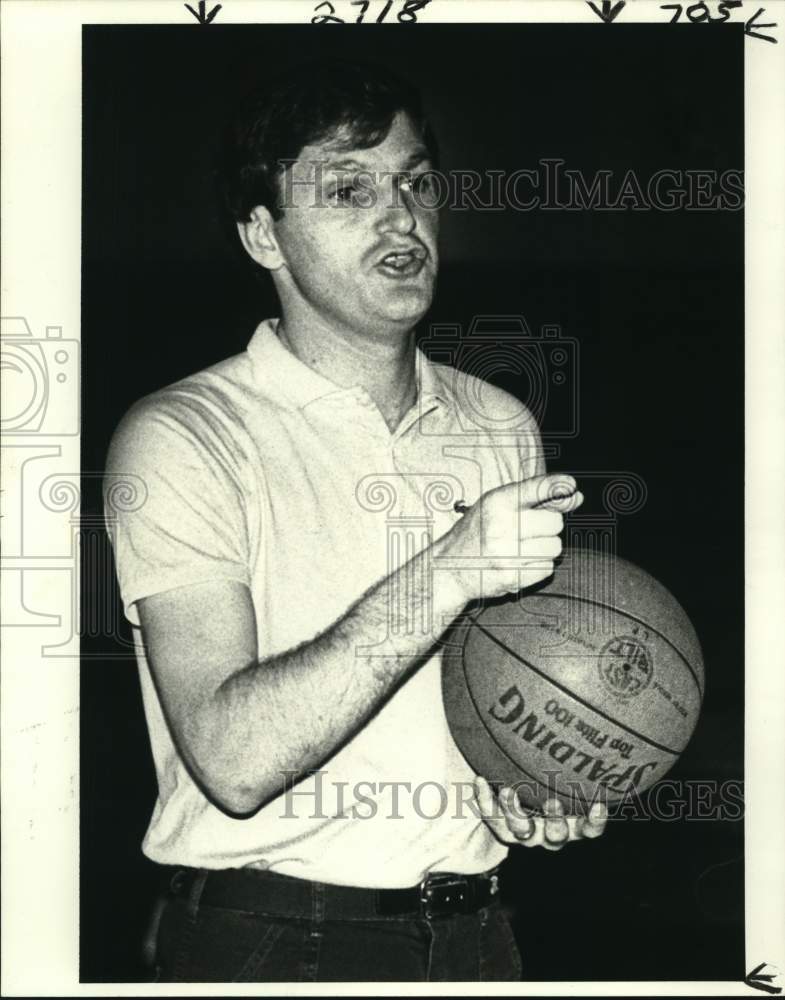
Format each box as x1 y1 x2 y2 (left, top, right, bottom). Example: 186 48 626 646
1 0 783 994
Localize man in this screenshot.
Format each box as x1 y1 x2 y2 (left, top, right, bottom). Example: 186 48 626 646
104 59 605 983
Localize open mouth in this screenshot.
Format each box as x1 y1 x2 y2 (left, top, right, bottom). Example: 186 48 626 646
376 249 427 278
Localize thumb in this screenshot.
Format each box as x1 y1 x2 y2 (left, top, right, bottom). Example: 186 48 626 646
517 473 579 510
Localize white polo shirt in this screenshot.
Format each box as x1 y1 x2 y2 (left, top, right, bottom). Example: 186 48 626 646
104 318 544 887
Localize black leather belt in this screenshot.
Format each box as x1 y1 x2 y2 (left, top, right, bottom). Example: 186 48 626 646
380 869 500 918
165 864 501 920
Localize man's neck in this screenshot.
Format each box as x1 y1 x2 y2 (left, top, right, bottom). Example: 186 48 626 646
277 315 419 433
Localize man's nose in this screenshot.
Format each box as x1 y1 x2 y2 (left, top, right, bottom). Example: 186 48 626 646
377 184 417 234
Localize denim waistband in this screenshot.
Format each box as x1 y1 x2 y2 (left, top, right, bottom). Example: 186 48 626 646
162 864 502 921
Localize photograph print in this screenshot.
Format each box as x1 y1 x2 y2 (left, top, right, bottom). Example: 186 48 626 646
79 17 744 986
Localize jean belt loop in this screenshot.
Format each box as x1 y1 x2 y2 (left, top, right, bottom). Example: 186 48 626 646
186 869 209 922
311 878 327 924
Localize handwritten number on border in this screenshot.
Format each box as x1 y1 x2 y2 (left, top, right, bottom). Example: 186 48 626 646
659 1 777 40
661 1 741 23
312 0 433 24
585 0 777 42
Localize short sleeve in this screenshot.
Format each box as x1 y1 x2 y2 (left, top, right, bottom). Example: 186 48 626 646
104 394 251 626
504 408 546 484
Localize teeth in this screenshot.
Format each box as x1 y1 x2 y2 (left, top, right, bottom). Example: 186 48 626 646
383 252 417 268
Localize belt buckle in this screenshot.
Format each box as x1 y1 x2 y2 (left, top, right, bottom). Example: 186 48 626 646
419 873 470 919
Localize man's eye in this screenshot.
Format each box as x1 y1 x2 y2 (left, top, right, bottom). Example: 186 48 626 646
402 173 435 196
331 183 365 205
412 173 434 193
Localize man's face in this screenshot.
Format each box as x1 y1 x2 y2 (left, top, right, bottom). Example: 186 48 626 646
271 111 440 338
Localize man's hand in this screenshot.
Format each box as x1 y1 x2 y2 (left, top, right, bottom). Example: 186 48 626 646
437 473 584 603
474 776 608 851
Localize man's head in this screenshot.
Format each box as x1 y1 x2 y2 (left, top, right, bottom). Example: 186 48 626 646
221 59 438 221
221 60 441 340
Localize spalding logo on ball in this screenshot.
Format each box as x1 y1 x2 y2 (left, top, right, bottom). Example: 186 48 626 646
441 547 705 811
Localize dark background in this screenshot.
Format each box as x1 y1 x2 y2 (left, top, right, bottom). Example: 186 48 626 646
81 24 744 982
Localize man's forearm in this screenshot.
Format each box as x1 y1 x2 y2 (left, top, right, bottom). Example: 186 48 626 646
192 536 468 814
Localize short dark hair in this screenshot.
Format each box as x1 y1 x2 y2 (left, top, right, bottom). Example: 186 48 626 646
219 58 438 222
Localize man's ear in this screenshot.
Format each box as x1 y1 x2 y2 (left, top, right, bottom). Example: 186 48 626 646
237 206 286 271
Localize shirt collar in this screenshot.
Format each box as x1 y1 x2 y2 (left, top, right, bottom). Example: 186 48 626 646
246 318 453 412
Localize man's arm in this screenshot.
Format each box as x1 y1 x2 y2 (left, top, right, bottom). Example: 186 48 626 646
139 542 465 816
138 473 579 817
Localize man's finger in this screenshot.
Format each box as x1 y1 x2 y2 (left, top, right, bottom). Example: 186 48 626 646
520 508 564 538
519 535 563 560
498 787 535 841
540 489 584 514
579 802 608 839
543 798 569 848
516 473 578 510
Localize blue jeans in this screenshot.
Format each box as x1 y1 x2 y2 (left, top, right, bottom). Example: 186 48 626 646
151 867 523 982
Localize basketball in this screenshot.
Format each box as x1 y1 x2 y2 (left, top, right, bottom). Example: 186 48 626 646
441 547 705 811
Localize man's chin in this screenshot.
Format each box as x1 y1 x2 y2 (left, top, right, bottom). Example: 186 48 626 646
372 287 435 329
